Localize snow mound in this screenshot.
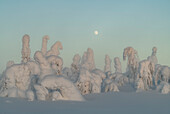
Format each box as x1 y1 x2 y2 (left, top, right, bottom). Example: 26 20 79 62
36 75 85 101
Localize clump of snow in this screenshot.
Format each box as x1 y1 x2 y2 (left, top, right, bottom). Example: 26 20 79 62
47 55 63 75
6 61 15 68
62 67 73 80
46 41 63 57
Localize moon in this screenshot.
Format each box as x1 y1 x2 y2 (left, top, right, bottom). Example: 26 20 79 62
94 30 99 35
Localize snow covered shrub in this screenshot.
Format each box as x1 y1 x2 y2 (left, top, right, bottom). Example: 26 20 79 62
102 77 119 92
157 81 170 94
154 65 170 86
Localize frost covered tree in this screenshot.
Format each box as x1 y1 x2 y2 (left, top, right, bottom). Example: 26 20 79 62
62 54 81 82
123 47 139 81
81 48 95 71
46 41 63 57
147 47 158 65
114 57 122 73
112 57 128 86
76 48 106 95
71 54 81 75
21 34 31 63
104 55 111 73
76 68 104 95
41 35 49 56
136 60 154 91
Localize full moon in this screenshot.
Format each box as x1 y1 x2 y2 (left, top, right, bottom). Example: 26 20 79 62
94 30 99 35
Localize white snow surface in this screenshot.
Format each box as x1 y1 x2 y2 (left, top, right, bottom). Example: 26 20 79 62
0 91 170 114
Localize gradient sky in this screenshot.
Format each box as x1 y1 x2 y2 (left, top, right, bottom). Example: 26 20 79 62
0 0 170 73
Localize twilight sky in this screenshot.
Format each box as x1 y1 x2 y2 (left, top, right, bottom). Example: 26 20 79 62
0 0 170 73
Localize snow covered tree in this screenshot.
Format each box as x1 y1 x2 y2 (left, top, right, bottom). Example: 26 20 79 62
81 48 95 71
136 60 154 91
71 54 81 76
41 35 49 56
123 47 139 81
104 54 111 73
114 57 122 73
76 68 103 95
21 34 31 63
147 47 158 65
